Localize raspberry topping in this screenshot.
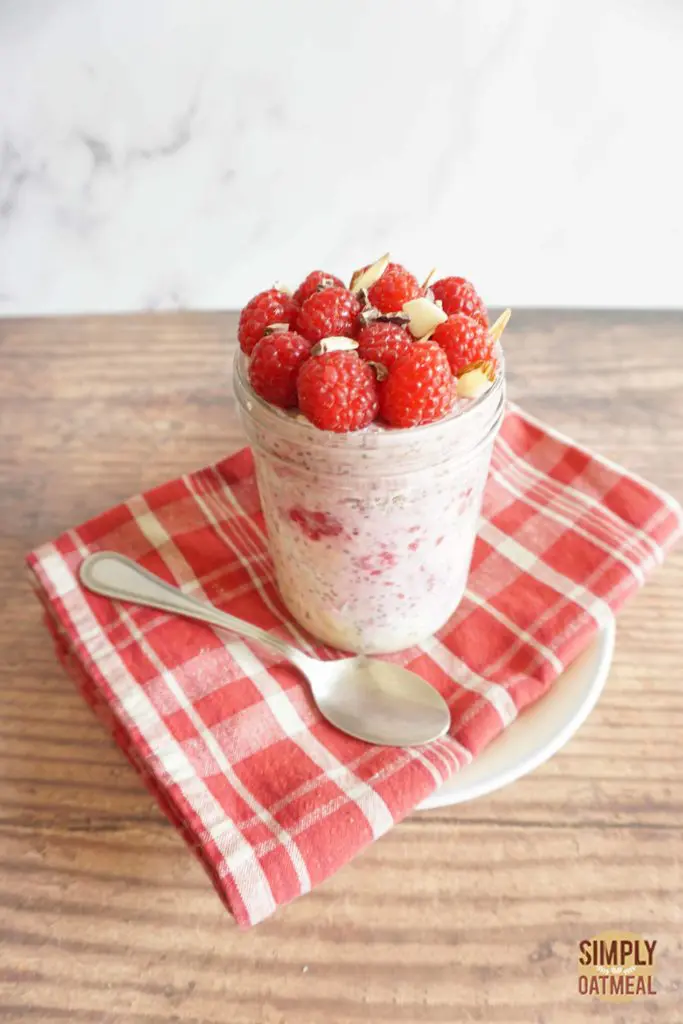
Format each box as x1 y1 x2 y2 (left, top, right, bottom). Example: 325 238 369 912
432 313 493 376
431 277 488 328
367 263 422 313
248 330 313 408
379 341 453 428
357 322 412 371
355 550 398 575
238 288 298 355
293 270 345 307
239 259 497 427
297 350 379 432
295 287 361 343
289 507 343 541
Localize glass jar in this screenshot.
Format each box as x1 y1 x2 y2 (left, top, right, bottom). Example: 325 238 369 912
234 351 505 654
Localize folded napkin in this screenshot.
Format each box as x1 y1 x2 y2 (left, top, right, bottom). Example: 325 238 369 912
27 403 682 926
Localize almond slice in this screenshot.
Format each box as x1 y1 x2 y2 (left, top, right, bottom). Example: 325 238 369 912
262 322 291 336
456 361 495 399
489 308 512 345
349 252 391 294
316 275 338 292
403 297 448 339
367 360 389 382
358 307 410 329
311 336 359 356
458 358 496 380
273 281 293 296
421 267 437 290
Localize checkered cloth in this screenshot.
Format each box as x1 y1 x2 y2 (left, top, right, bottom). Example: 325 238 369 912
27 403 682 927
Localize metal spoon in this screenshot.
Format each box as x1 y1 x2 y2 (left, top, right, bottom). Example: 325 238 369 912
79 552 451 747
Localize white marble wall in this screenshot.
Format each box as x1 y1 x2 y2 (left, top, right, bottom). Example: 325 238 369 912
0 0 682 315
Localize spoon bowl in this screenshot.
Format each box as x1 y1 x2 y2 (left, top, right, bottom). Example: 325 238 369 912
79 552 452 748
307 656 452 746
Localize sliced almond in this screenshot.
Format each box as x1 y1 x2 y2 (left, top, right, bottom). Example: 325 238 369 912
311 336 359 356
456 361 495 399
457 359 496 380
262 322 291 336
367 360 389 382
273 281 293 296
358 307 410 329
403 296 448 339
349 252 391 294
421 267 437 290
488 308 512 344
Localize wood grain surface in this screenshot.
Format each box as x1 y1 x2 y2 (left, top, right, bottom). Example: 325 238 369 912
1 310 682 1023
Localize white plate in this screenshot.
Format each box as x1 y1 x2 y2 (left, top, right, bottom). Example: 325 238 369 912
419 618 616 810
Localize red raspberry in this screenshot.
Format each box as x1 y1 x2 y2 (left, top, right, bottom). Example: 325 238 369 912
289 506 343 541
367 262 422 313
238 288 298 355
431 277 488 327
357 322 412 371
432 313 493 376
295 286 361 343
379 342 453 428
355 550 397 574
293 270 345 306
248 330 313 408
297 351 378 432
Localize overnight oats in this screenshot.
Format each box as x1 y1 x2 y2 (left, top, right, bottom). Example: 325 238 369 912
234 254 510 654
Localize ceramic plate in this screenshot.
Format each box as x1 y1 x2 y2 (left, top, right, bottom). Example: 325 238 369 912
419 618 616 810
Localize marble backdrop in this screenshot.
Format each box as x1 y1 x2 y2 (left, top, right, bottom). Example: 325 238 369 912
0 0 681 315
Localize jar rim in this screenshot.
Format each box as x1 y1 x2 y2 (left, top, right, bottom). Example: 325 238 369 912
233 345 505 452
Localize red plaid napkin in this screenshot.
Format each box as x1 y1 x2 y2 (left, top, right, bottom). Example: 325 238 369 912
27 403 682 927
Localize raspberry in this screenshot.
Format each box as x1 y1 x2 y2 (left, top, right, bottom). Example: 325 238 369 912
289 507 343 541
248 330 313 408
367 262 422 313
432 313 493 376
297 351 378 432
293 270 345 307
355 550 397 574
357 322 412 371
431 277 488 327
295 286 361 343
379 341 453 428
238 288 298 355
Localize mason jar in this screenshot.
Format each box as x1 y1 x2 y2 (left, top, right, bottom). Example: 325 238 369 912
234 350 505 654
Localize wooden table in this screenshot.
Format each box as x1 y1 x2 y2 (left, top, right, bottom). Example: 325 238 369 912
1 311 681 1023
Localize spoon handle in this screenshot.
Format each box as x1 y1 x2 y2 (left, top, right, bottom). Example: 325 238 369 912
79 551 309 669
